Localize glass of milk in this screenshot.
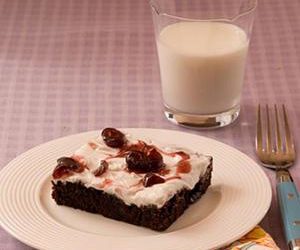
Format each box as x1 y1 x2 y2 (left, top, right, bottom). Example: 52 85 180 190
150 0 257 128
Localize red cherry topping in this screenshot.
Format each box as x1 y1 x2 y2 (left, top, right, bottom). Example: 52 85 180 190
176 161 191 174
143 173 165 187
93 160 108 177
147 148 164 170
52 157 84 179
126 150 149 173
101 128 126 148
126 149 164 173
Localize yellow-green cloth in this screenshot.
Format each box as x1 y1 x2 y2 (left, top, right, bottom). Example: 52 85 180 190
222 226 279 250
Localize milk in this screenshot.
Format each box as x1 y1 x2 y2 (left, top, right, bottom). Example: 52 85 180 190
157 21 249 114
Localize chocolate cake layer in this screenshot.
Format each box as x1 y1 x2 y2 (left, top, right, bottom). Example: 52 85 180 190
51 162 212 231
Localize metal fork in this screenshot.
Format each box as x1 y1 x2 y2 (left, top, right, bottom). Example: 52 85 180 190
256 104 300 250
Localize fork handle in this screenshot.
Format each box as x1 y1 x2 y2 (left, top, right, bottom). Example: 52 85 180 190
277 170 300 250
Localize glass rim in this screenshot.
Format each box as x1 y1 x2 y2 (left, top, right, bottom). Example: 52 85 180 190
149 0 258 22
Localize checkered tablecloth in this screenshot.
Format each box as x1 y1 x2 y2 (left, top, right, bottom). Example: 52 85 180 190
0 0 299 249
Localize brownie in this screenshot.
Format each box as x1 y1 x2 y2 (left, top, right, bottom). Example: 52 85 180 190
51 161 212 231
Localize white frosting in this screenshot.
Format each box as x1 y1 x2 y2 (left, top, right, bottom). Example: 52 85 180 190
55 133 211 208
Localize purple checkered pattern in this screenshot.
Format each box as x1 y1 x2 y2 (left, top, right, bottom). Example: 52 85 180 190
0 0 299 249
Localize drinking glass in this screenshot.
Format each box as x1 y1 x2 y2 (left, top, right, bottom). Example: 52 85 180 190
150 0 257 128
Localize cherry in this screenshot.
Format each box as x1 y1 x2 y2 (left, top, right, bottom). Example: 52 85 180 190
101 128 125 148
93 160 108 177
126 149 164 173
143 173 165 187
52 157 84 179
147 148 164 170
126 151 149 173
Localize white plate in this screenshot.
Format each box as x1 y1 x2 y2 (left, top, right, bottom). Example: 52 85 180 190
0 129 271 250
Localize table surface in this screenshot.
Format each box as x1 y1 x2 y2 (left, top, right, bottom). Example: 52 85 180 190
0 0 299 249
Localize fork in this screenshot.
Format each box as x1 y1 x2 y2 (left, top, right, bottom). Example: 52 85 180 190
256 104 300 250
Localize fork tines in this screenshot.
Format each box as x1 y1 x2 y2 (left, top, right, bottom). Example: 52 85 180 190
256 104 295 168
